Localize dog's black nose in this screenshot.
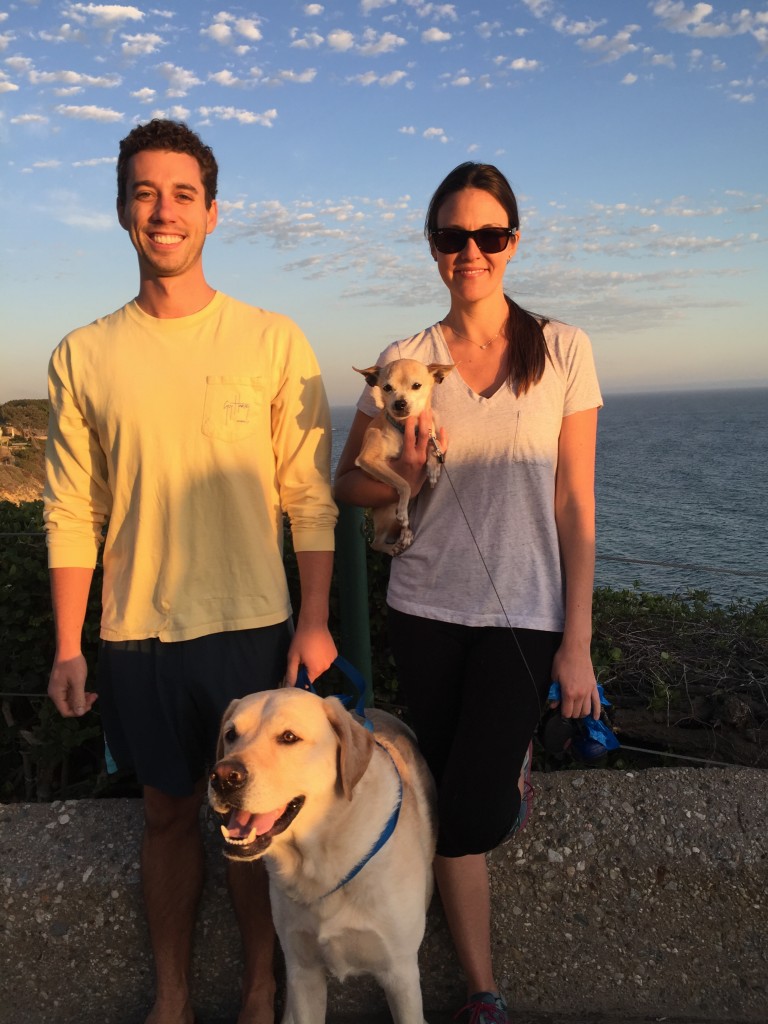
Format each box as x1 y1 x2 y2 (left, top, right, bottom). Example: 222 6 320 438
393 399 407 412
210 759 248 794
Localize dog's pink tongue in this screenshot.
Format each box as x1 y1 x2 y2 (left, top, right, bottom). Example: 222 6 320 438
225 806 286 838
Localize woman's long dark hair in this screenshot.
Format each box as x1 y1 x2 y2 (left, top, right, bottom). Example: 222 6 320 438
425 162 549 395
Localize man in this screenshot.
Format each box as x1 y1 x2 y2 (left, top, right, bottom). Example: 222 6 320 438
44 119 338 1024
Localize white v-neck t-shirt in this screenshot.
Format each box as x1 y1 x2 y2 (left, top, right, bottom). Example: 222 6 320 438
356 320 603 631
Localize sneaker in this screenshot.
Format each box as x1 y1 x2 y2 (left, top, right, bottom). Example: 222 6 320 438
454 991 509 1024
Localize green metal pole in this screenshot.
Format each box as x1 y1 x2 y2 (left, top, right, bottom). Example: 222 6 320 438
334 502 373 705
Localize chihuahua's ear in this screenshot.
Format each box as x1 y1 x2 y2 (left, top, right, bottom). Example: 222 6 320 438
353 365 381 389
428 363 456 384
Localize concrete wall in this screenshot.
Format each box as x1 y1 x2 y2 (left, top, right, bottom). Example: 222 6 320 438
1 767 766 1024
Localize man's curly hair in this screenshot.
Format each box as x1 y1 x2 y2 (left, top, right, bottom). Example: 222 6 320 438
117 119 218 208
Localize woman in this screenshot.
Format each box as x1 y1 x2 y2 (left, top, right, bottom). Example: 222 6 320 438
334 162 602 1024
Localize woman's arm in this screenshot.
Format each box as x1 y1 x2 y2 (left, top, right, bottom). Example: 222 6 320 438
552 406 600 720
333 408 439 507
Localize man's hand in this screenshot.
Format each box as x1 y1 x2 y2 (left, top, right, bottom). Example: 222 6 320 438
284 623 337 687
48 654 98 717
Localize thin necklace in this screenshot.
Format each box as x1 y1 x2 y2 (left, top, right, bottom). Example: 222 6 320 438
442 317 507 351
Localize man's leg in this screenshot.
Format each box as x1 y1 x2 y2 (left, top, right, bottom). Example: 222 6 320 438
227 859 277 1024
142 784 204 1024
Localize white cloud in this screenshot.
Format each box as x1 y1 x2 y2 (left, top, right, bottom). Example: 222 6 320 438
291 31 324 49
198 105 278 127
131 87 156 102
399 125 416 134
10 113 49 124
121 33 164 57
0 74 18 93
0 31 15 52
73 156 116 166
423 126 448 142
577 27 640 63
422 28 451 43
358 30 407 56
651 1 731 39
5 57 33 73
521 0 554 19
305 4 324 15
552 16 604 37
235 18 263 42
475 22 500 41
64 4 144 27
350 69 407 87
361 0 396 13
202 22 232 45
55 104 124 121
32 160 62 169
451 75 471 86
201 12 261 46
622 72 638 85
29 70 121 88
328 29 355 51
278 68 318 84
156 63 203 97
509 58 540 71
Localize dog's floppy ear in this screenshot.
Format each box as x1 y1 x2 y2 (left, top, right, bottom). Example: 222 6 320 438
324 696 375 801
353 365 382 390
215 699 241 761
428 362 455 385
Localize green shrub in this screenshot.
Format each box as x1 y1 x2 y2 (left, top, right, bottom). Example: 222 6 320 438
2 501 766 800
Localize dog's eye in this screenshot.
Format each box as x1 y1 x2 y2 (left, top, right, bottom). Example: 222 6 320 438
411 382 422 390
224 726 237 744
277 730 301 744
381 383 393 393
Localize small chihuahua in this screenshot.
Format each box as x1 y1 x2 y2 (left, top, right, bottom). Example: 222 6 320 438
354 358 454 556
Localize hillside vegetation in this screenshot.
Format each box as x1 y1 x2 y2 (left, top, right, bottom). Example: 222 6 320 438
0 399 48 503
1 500 766 801
0 399 48 434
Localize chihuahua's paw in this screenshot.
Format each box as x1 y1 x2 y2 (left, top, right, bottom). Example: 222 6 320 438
391 527 414 556
427 463 442 488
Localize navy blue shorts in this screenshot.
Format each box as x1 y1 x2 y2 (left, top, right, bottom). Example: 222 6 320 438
96 623 292 797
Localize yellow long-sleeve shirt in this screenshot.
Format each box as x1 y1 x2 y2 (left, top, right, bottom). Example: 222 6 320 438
44 292 338 642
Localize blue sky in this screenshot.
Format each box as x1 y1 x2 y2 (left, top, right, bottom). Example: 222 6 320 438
1 0 766 405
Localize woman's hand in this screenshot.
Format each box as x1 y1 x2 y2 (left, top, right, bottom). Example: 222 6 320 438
550 640 601 720
391 410 448 498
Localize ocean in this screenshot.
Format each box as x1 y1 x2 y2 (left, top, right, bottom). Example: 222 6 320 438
330 387 768 607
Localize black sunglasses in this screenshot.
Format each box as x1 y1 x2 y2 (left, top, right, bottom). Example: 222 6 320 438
430 227 517 254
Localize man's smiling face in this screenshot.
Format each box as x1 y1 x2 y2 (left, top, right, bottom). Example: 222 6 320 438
117 148 218 280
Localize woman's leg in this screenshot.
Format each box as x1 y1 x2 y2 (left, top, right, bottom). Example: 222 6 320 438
434 852 497 996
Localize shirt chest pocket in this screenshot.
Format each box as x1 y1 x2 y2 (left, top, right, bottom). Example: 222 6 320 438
201 376 265 442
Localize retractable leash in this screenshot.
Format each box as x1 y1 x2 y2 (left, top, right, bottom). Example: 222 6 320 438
429 438 542 709
432 449 724 769
296 655 373 731
430 441 627 763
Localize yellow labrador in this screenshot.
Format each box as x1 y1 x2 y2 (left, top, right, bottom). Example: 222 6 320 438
354 359 453 556
208 687 436 1024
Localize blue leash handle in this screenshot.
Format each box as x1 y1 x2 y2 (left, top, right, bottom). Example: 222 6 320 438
296 655 373 732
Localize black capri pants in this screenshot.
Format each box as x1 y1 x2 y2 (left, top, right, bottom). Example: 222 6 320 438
388 606 560 858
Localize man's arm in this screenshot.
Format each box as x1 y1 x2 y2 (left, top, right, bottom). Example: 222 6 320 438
48 566 98 717
284 550 337 686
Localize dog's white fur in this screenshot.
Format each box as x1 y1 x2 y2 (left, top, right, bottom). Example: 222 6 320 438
208 687 437 1024
354 359 453 556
